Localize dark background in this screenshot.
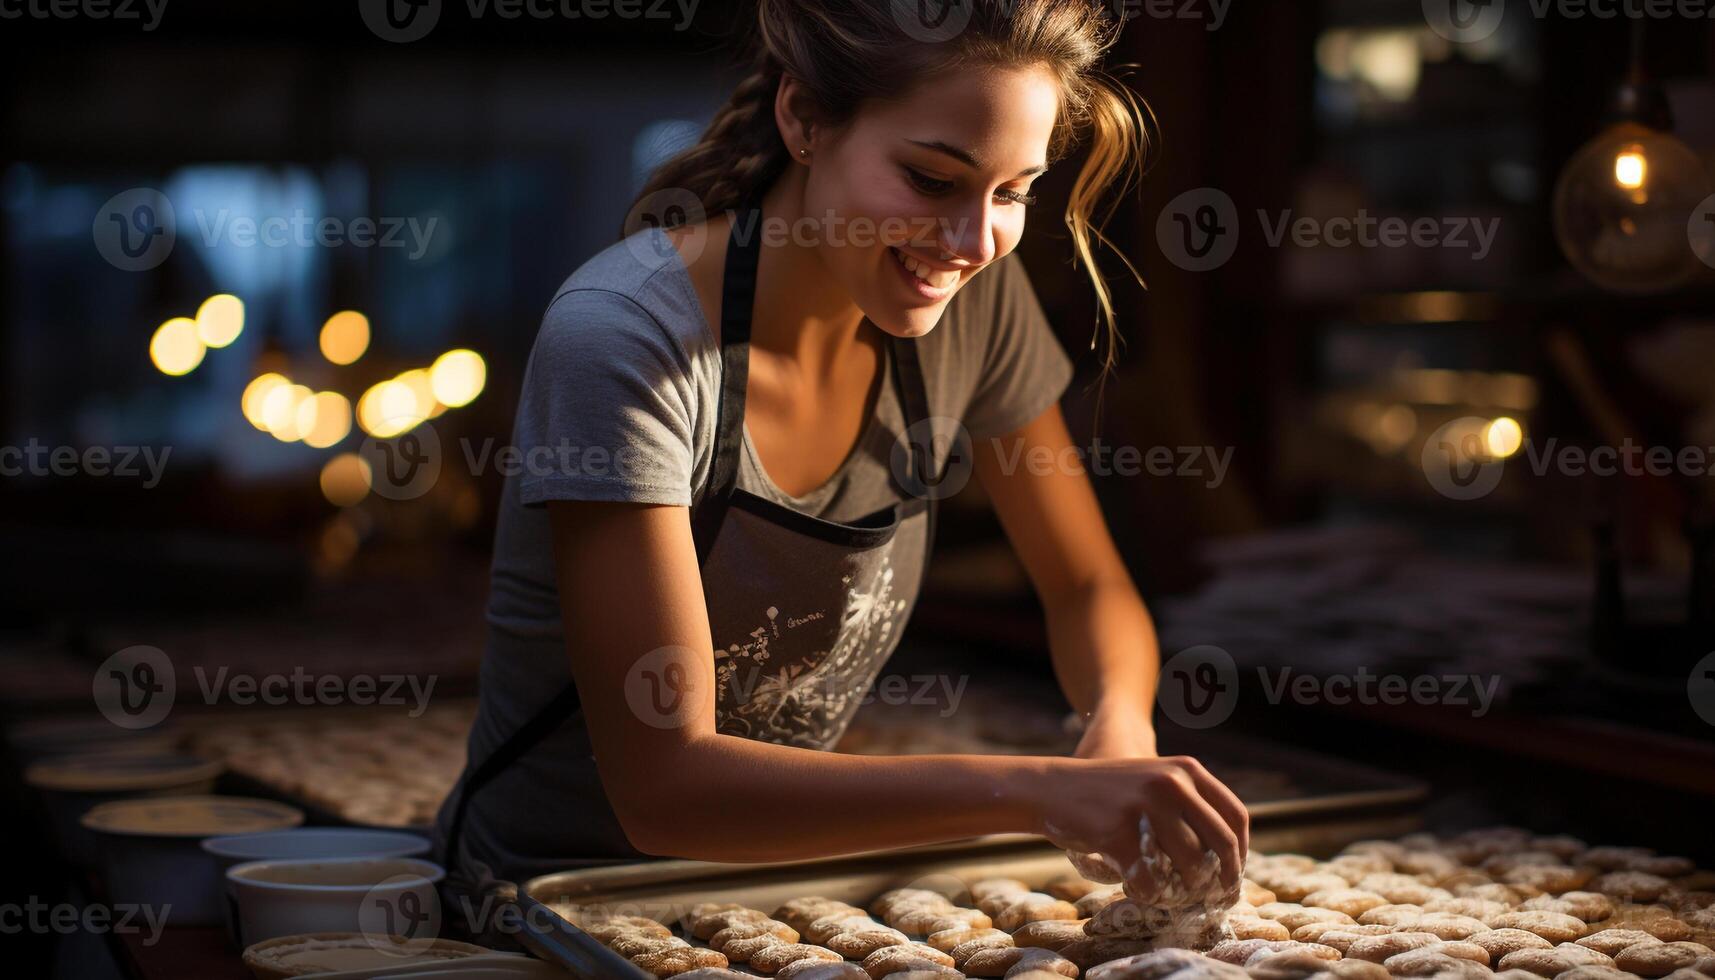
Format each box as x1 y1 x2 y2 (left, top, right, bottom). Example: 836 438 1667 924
3 1 1715 975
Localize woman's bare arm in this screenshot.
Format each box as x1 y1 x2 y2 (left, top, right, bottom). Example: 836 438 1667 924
548 497 1244 883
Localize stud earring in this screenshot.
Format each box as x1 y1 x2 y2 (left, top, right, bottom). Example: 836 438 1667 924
798 147 809 158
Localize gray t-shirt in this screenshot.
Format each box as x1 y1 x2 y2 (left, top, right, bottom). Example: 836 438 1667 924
443 226 1074 877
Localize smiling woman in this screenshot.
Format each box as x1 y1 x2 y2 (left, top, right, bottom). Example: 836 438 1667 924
433 0 1248 943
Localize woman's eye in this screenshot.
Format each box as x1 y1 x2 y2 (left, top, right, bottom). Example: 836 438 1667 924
996 188 1038 207
904 167 952 195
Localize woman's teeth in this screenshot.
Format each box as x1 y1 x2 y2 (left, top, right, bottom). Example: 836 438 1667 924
894 248 959 289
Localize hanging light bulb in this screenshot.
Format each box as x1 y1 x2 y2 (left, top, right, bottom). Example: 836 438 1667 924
1551 23 1713 294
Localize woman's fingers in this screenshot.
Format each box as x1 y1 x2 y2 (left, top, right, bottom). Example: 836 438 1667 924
1181 759 1251 864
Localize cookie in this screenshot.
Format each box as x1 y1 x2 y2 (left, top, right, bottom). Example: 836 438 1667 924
1058 937 1161 971
1501 864 1593 894
829 931 913 959
1077 887 1126 919
1466 928 1553 958
778 898 865 934
1245 951 1388 980
611 934 688 958
1085 948 1248 980
1355 903 1424 927
1615 941 1715 977
1496 941 1615 976
1300 888 1386 919
723 934 789 961
1520 891 1613 922
1576 928 1665 956
1591 870 1672 902
1010 919 1089 951
926 925 1008 953
1288 924 1391 952
1207 940 1295 965
585 915 674 941
859 942 956 979
994 895 1081 932
961 945 1077 977
1345 931 1442 963
949 934 1015 968
1047 875 1105 902
775 963 872 980
1242 881 1278 906
711 920 800 951
1379 949 1489 977
1229 916 1290 941
1353 873 1447 906
751 943 845 974
1423 897 1510 920
691 907 773 940
1411 912 1490 940
1271 874 1350 904
632 946 730 978
1487 910 1586 943
1271 907 1354 933
670 970 754 980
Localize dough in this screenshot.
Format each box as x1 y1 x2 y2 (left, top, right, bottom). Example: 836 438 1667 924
993 895 1081 932
1058 936 1160 970
949 934 1016 968
807 914 891 946
1287 924 1392 952
722 934 787 961
691 907 773 940
1228 916 1289 941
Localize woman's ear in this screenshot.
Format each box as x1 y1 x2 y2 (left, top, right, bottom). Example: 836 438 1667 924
774 73 819 162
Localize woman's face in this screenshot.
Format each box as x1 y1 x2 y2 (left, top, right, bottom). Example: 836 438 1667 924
799 65 1061 338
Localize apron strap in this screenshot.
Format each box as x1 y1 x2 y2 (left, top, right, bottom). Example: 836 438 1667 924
887 333 942 592
689 204 761 566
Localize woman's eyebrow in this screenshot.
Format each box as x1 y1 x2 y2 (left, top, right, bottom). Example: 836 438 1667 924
904 139 1047 179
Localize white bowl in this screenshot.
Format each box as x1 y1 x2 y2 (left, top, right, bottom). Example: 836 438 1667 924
81 794 303 926
204 830 432 947
28 753 224 867
228 856 446 948
203 829 432 873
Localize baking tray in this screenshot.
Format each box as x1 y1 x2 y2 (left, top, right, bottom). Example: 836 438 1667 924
523 814 1421 978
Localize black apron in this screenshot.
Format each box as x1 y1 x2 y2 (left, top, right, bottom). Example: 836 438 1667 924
437 204 943 914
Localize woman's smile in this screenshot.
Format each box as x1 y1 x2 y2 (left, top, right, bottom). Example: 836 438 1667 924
888 244 967 303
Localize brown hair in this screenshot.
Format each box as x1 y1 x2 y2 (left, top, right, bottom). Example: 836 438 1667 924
631 0 1154 403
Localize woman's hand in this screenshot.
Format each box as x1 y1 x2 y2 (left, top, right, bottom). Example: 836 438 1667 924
1033 755 1249 898
1074 703 1158 761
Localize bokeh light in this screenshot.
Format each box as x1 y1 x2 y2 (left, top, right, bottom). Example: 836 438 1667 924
150 317 205 376
195 294 245 348
242 373 289 430
302 391 353 449
319 310 370 365
319 452 372 507
430 349 486 408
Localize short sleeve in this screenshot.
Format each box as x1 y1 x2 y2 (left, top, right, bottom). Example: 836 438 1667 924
960 254 1076 440
513 288 697 507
